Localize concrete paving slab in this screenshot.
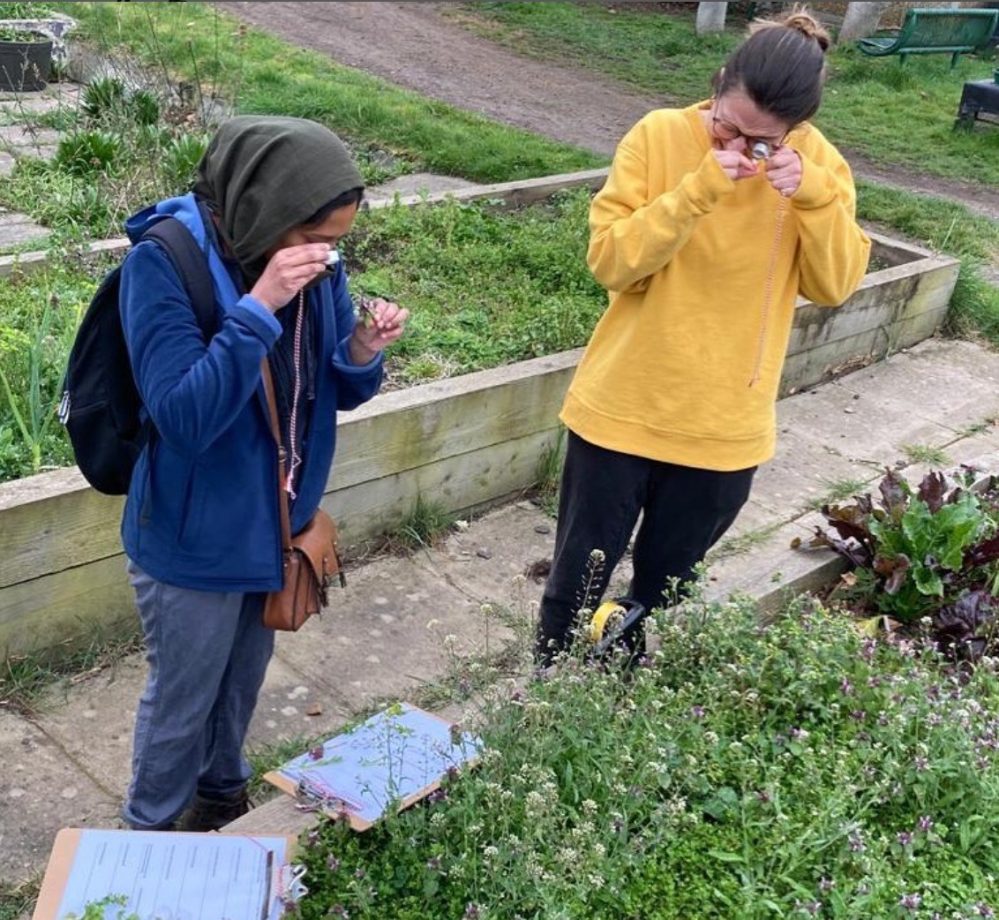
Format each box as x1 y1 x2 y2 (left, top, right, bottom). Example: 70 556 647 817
273 554 500 713
705 515 843 615
32 658 144 804
0 209 50 249
0 710 120 886
0 151 13 176
366 172 484 203
779 379 955 469
751 427 878 518
0 124 60 152
416 502 555 612
247 654 354 751
836 340 999 435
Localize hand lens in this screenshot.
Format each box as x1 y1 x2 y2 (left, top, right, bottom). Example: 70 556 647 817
750 140 772 161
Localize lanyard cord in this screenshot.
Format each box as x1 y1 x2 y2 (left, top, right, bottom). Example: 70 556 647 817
285 290 305 498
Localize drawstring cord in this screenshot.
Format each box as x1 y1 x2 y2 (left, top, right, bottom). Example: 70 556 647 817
749 194 790 388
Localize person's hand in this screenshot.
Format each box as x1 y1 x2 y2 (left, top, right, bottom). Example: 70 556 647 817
349 297 409 365
251 243 330 312
711 137 757 182
764 146 803 198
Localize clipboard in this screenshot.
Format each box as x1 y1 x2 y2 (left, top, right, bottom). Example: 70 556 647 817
264 702 481 832
33 828 302 920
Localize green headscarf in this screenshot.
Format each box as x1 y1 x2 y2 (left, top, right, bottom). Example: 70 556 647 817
193 115 364 281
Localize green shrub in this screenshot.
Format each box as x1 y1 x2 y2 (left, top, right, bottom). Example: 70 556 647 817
80 77 128 121
54 130 122 177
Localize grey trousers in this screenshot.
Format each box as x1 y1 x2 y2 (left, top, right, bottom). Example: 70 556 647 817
122 559 274 830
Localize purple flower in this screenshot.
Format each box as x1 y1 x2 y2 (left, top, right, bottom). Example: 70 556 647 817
819 877 835 892
914 755 929 772
330 907 350 919
918 815 934 833
848 831 866 853
464 904 481 919
850 710 866 722
899 892 921 910
426 856 442 871
354 868 366 880
840 678 853 695
326 854 341 872
975 904 996 918
691 705 706 720
897 831 913 847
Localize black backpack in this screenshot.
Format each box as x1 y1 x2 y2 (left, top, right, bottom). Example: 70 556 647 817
59 218 217 495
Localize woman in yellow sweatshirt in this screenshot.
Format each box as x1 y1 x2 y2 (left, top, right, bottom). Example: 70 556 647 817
537 6 871 664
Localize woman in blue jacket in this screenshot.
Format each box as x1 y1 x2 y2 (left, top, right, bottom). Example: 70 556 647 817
119 116 407 831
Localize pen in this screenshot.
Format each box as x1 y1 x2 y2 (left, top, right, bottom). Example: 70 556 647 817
260 850 274 920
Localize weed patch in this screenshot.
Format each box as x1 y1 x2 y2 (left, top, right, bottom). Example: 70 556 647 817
294 594 999 917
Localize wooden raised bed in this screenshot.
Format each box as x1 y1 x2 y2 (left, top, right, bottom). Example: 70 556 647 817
0 170 960 658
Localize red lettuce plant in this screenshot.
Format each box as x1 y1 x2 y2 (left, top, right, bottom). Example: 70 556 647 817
800 468 999 659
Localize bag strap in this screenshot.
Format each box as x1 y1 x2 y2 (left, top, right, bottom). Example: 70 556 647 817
260 358 293 553
142 217 217 341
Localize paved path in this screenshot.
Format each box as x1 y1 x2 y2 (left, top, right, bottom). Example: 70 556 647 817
4 337 999 895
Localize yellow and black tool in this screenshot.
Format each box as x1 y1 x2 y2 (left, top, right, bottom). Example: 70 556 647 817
584 598 646 659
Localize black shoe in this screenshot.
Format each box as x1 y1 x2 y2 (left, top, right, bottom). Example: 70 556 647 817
178 788 251 832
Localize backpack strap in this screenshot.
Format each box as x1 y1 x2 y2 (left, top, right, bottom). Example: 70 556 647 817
141 217 217 340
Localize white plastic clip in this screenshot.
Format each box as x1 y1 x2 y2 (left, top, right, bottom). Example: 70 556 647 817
280 863 309 904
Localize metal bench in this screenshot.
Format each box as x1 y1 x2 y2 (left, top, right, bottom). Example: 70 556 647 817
858 7 999 68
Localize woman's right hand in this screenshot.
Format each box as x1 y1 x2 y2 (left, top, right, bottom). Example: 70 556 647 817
250 244 331 312
711 138 757 183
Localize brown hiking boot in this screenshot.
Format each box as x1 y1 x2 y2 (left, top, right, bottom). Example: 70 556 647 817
178 788 251 832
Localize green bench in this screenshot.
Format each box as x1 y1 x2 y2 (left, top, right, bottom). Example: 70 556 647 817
857 7 999 68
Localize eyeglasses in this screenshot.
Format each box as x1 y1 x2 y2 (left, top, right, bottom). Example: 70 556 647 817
711 103 790 159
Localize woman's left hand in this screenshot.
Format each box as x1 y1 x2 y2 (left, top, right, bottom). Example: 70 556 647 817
764 146 803 198
349 298 409 365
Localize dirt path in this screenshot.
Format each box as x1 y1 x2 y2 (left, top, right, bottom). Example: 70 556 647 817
222 1 999 224
220 1 658 157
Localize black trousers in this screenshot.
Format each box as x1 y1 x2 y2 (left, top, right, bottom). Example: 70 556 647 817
536 431 756 663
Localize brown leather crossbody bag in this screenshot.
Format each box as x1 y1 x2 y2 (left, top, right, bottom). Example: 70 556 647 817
260 358 345 631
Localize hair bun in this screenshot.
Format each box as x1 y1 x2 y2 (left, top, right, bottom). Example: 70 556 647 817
781 7 831 51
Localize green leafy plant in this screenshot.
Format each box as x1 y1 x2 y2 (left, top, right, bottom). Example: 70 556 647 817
803 468 999 656
54 130 122 177
160 131 208 190
80 76 128 120
0 291 70 475
0 26 47 42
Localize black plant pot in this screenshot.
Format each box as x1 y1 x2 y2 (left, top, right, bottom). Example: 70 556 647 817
0 34 53 92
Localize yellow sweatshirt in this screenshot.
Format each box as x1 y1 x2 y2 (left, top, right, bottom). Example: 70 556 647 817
561 102 871 472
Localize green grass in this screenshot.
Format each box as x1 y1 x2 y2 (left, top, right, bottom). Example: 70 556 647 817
807 477 873 511
0 879 40 920
346 190 603 383
55 2 602 185
246 733 326 803
389 494 456 551
0 625 142 715
902 443 952 466
453 2 999 188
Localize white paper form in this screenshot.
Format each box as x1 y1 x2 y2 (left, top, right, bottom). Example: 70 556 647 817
53 831 287 920
276 704 481 824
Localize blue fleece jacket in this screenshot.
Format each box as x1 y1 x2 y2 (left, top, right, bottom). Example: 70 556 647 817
119 193 383 592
